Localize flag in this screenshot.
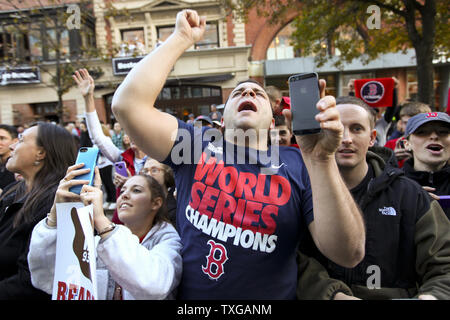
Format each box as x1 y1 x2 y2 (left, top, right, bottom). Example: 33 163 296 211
355 78 395 107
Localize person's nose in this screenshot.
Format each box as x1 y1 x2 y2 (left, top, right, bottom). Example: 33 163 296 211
9 141 17 151
429 130 439 140
341 127 352 145
241 88 256 98
120 189 130 201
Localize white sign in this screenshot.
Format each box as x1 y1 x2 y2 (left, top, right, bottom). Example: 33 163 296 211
52 203 97 300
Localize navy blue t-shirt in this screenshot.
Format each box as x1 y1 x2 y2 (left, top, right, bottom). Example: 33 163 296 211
163 120 313 299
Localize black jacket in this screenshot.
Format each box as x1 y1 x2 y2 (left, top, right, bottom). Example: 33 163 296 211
0 159 16 190
298 147 450 299
0 182 51 299
403 158 450 219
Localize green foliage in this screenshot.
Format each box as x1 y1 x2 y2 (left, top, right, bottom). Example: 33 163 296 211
223 0 448 67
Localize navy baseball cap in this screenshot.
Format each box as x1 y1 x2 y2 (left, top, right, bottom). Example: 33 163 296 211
405 112 450 136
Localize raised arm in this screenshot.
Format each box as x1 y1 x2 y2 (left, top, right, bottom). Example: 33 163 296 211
112 10 206 161
73 69 122 163
284 81 365 268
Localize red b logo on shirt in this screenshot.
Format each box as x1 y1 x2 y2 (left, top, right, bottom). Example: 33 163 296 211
202 240 228 280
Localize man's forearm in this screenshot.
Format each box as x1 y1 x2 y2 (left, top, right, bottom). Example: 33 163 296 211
305 158 365 268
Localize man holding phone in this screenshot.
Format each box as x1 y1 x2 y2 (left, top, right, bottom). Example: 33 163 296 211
297 96 450 300
112 9 365 299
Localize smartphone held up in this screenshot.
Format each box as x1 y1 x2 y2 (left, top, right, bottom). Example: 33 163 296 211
69 147 100 195
114 161 128 177
288 72 321 135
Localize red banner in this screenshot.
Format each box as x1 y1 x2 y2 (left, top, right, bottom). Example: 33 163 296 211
355 78 395 108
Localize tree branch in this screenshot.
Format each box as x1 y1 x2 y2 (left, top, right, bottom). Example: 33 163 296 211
403 0 421 45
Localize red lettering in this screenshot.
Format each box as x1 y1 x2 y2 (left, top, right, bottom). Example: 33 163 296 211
259 205 279 234
268 175 291 206
212 191 237 224
198 186 220 218
232 198 246 227
218 166 238 194
188 160 289 235
241 200 262 233
254 174 292 205
253 174 272 203
78 286 85 300
68 283 78 300
194 153 224 186
189 181 206 210
235 172 257 200
57 281 67 300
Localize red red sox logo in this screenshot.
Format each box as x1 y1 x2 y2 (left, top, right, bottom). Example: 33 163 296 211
202 240 229 280
426 112 438 118
368 83 378 96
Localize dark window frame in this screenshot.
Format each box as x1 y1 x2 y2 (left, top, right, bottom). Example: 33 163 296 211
0 6 95 63
157 21 219 49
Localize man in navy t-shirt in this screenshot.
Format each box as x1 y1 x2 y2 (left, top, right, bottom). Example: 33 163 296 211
112 9 365 299
163 121 314 298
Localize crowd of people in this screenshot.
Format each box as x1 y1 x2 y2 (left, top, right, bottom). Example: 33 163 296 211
0 9 449 300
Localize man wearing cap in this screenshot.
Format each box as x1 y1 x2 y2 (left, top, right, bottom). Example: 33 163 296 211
402 112 450 219
297 97 450 300
194 115 213 127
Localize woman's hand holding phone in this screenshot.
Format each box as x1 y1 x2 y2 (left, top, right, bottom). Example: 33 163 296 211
80 167 110 230
113 168 131 189
48 163 91 224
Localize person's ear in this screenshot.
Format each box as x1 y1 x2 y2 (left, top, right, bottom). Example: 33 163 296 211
368 129 377 147
152 197 163 212
36 147 46 162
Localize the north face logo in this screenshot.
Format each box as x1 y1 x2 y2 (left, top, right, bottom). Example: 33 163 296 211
379 207 396 216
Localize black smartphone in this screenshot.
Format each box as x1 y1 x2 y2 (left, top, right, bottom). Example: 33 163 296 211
288 72 321 135
69 147 100 195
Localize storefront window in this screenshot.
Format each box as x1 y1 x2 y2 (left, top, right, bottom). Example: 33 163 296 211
158 22 219 49
195 22 219 49
119 28 145 56
46 29 70 59
157 25 174 43
267 22 297 60
29 30 42 58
